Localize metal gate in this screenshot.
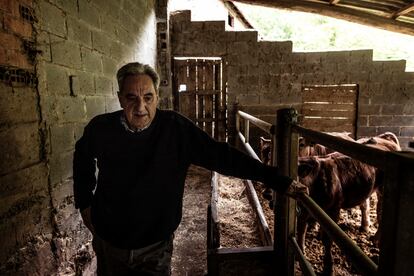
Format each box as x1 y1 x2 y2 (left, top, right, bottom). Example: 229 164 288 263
173 58 226 141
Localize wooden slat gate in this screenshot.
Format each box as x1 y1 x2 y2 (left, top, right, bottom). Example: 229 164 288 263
173 58 226 141
301 84 358 137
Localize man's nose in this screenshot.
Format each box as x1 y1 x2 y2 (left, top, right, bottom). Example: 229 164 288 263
135 98 146 111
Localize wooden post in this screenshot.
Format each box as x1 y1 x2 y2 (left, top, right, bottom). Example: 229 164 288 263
274 108 298 276
378 155 414 276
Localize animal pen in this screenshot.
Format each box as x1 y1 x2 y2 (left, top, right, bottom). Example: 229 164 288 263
206 108 414 276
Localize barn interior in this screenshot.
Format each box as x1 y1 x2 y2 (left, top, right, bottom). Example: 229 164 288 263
0 0 414 275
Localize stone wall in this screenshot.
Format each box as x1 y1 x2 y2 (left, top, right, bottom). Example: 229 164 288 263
0 0 158 274
171 10 414 150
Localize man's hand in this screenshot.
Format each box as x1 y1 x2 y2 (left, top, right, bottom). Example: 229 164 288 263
285 180 309 199
80 207 95 235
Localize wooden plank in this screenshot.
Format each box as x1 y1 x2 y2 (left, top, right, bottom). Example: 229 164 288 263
187 61 198 123
301 108 355 118
392 2 414 19
177 60 197 121
204 63 214 136
302 102 354 111
244 180 273 246
302 90 357 103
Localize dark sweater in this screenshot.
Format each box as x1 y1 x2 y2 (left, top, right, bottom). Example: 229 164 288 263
73 109 292 249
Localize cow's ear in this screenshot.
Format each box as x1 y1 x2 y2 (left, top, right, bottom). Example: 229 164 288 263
298 161 315 178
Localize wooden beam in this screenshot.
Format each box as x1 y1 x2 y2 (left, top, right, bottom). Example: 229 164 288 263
392 2 414 19
330 0 340 5
232 0 414 35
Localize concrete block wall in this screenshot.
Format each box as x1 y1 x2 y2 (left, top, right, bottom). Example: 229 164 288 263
171 10 414 149
0 0 158 274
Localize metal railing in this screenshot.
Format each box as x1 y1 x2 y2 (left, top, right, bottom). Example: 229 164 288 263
235 108 414 276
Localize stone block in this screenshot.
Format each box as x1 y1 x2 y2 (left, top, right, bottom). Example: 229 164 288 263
102 56 118 77
57 96 86 123
78 0 101 29
95 76 113 95
86 96 106 119
401 127 414 137
81 47 102 73
349 49 373 63
357 126 377 138
377 126 400 136
101 16 119 39
170 10 191 23
39 95 59 123
50 123 75 155
51 179 75 210
38 0 66 37
235 30 257 42
49 150 74 185
0 163 48 215
383 60 406 72
45 63 70 96
75 70 95 95
237 94 260 105
105 96 120 112
203 21 225 33
67 16 92 47
358 104 381 115
0 123 41 175
109 41 124 61
37 31 51 62
382 104 404 115
0 84 38 125
74 122 87 141
92 31 110 55
358 116 368 127
54 0 78 15
0 198 52 265
260 93 284 105
51 39 82 69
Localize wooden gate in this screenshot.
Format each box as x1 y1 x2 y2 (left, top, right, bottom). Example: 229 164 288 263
173 58 226 141
301 84 358 137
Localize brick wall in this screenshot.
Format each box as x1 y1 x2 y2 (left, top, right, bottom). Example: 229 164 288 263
0 0 56 275
170 10 414 150
0 0 158 274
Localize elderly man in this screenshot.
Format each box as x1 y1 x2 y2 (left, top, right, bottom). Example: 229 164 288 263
73 62 301 276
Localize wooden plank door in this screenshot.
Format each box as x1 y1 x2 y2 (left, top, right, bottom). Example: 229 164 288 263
173 58 225 140
300 84 359 137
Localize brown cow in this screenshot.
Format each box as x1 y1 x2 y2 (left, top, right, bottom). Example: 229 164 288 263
297 133 400 275
297 153 377 275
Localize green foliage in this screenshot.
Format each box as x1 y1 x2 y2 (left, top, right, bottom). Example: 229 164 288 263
238 4 414 71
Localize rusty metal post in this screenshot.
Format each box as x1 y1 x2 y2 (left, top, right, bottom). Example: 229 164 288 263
274 108 298 276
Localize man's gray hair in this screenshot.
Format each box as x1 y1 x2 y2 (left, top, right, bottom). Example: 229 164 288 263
116 62 160 92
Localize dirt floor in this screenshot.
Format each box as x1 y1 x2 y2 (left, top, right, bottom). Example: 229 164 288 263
172 166 380 276
171 165 211 276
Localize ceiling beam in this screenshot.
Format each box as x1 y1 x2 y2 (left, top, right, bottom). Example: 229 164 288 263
231 0 414 36
392 3 414 19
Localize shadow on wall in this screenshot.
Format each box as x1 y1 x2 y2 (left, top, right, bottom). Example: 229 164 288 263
0 0 157 275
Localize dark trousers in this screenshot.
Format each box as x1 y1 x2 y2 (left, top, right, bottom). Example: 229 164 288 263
92 235 174 276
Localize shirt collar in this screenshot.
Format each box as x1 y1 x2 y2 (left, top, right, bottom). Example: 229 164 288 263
120 113 151 133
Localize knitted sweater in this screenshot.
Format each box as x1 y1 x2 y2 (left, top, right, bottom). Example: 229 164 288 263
73 109 292 249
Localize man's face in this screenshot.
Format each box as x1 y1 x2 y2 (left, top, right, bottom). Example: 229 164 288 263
118 74 158 130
